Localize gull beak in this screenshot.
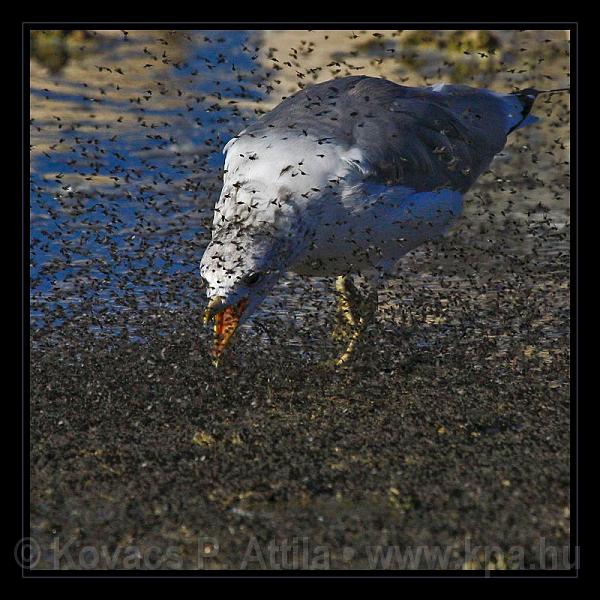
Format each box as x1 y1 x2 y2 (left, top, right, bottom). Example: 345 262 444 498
203 296 249 366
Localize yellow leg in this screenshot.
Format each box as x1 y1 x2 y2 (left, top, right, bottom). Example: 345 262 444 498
332 275 377 365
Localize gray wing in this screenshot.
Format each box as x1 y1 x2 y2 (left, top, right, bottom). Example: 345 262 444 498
242 76 513 193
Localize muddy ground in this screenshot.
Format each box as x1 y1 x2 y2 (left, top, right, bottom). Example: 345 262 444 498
30 230 570 570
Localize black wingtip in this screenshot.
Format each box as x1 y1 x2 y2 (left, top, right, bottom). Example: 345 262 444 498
510 87 570 99
536 87 571 95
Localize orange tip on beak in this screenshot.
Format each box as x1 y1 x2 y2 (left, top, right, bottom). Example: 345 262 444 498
208 298 248 365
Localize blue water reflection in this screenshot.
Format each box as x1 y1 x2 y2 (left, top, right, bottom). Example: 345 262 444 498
30 31 263 336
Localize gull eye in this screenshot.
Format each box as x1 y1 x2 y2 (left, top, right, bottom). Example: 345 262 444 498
241 271 262 286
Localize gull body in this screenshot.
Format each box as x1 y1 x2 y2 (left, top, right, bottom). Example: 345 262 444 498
200 75 547 362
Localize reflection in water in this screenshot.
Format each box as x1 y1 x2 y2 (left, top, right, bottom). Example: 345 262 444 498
30 29 570 352
30 30 96 73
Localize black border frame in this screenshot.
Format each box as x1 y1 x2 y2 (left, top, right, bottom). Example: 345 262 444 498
18 20 578 581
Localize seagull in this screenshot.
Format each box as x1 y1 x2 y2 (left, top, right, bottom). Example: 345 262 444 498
200 75 568 366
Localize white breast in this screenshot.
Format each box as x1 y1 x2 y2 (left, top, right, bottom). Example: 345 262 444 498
295 184 464 276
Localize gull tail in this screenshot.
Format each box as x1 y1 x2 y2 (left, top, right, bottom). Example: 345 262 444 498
506 87 570 134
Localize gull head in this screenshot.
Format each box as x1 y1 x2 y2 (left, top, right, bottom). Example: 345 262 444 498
200 222 306 364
